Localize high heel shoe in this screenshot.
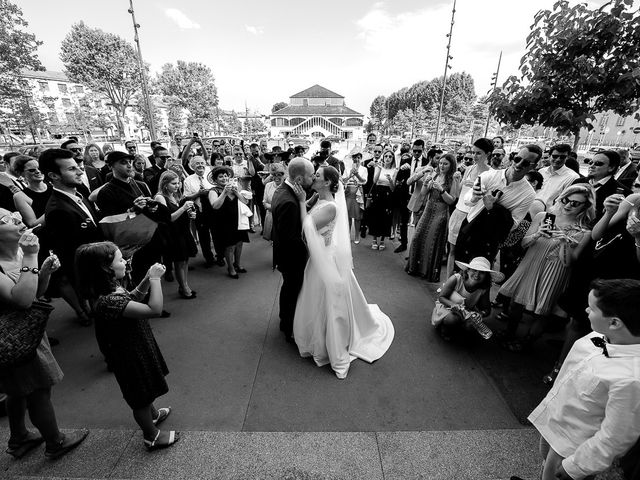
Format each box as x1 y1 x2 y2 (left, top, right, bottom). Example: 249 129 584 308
227 271 239 279
233 264 247 273
178 289 197 299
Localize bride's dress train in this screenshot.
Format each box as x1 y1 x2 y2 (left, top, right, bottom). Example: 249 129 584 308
293 193 394 379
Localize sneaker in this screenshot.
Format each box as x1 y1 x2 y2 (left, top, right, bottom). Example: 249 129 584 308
468 312 493 340
354 239 360 244
390 234 395 240
379 243 386 251
371 243 378 250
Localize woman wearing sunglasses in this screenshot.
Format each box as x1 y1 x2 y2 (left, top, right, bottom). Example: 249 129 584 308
497 184 595 351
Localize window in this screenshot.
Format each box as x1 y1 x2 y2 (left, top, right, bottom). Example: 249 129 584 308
345 118 363 127
328 118 343 126
289 117 305 126
38 81 49 92
58 83 67 94
275 118 289 127
75 85 84 94
616 116 625 127
599 114 609 127
62 98 71 108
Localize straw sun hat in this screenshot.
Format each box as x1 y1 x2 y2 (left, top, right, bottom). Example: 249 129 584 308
454 257 505 283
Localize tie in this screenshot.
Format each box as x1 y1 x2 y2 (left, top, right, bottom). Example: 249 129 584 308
199 176 205 189
590 336 609 358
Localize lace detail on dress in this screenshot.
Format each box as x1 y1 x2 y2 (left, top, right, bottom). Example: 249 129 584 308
312 200 337 246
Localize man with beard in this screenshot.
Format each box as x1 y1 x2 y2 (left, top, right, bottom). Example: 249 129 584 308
271 158 315 343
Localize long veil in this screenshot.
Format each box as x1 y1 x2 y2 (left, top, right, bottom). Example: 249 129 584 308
332 183 353 278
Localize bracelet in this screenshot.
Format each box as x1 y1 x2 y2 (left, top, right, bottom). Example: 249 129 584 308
20 266 40 274
134 286 149 295
149 277 161 282
635 242 640 249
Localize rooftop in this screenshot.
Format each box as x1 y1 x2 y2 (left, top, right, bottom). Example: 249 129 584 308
271 105 363 116
290 85 344 99
20 69 72 82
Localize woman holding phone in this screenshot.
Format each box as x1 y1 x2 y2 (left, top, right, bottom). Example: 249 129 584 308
497 184 595 351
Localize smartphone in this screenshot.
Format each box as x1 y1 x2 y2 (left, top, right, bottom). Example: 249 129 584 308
543 212 556 230
616 187 625 195
474 175 482 192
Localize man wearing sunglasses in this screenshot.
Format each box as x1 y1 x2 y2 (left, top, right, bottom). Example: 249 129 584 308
143 146 170 194
457 145 542 262
533 144 579 216
587 150 630 219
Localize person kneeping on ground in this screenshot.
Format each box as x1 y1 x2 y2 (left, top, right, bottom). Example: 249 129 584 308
431 257 503 342
525 279 640 480
75 242 179 451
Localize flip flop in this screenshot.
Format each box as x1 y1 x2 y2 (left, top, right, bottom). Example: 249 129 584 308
153 407 171 426
6 433 44 459
144 430 180 451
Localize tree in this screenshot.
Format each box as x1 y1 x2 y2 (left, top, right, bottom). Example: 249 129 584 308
0 0 44 139
60 22 142 138
155 60 218 135
131 92 163 138
220 111 242 135
369 95 388 133
488 0 640 149
271 102 288 113
245 118 266 136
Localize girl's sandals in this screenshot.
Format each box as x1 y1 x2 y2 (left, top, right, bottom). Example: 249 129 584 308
144 430 180 451
153 407 171 426
6 432 44 459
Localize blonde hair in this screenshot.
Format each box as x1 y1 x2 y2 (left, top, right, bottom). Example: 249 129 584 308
552 184 596 227
158 170 182 202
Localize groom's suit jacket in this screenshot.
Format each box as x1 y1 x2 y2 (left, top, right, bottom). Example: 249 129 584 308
271 182 308 273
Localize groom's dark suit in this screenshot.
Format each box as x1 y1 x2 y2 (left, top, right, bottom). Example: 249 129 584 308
272 181 308 340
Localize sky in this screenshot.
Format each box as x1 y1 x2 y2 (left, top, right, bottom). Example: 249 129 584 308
18 0 608 118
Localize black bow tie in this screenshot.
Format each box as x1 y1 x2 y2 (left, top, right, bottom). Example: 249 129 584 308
591 337 610 358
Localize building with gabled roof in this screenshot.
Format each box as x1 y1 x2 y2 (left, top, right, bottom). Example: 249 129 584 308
270 85 364 140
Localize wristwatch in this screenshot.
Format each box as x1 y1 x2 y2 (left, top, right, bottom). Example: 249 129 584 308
20 266 40 274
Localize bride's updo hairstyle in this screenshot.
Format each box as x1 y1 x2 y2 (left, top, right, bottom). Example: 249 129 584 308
321 166 340 194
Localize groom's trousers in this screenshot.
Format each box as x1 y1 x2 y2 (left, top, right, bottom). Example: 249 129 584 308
279 267 305 338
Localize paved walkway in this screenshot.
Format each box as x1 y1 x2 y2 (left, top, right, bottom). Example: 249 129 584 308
1 232 542 479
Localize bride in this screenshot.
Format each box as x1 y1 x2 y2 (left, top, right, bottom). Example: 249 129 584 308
292 165 395 379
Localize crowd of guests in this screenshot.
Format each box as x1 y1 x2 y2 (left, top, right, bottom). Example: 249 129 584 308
1 133 639 474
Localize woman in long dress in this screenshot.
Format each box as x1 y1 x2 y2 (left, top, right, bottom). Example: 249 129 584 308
406 153 460 281
292 166 395 379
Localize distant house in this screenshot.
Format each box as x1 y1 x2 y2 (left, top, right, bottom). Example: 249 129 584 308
270 85 364 140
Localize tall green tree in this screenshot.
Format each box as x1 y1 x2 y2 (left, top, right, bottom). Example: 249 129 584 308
369 95 388 133
155 60 218 135
0 0 44 139
60 22 142 138
131 92 164 138
488 0 640 149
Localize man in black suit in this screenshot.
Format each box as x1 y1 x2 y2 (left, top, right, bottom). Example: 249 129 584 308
271 158 315 342
61 139 103 193
143 146 169 195
586 150 631 220
614 148 638 190
40 148 102 325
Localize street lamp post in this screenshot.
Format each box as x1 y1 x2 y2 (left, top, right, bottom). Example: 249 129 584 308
128 0 156 141
484 51 502 137
434 0 457 144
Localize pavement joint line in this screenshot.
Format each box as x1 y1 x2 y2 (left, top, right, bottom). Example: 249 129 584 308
374 431 387 480
106 429 137 479
240 275 282 432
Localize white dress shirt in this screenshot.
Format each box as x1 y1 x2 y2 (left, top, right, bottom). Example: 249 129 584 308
536 165 579 208
464 168 536 230
528 332 640 479
183 169 213 207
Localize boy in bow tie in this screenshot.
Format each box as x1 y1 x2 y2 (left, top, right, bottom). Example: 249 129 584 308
524 279 640 480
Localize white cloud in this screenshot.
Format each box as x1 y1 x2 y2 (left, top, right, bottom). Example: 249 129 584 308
165 8 201 29
245 25 264 36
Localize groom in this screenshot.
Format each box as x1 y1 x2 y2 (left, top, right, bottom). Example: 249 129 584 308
272 158 315 343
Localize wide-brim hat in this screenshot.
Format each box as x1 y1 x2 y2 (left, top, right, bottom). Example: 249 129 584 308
346 146 364 160
207 165 233 183
264 151 291 162
455 257 505 283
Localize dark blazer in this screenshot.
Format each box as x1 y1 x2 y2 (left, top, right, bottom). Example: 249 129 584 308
84 164 104 191
615 163 638 190
271 182 308 273
143 166 166 196
44 189 102 279
593 176 631 221
455 203 514 264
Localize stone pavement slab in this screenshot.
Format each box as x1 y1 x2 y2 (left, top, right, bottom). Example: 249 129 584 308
1 428 540 480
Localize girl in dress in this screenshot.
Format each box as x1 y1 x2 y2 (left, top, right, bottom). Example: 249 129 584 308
292 166 394 379
75 242 178 451
154 171 197 299
432 257 503 341
498 184 595 351
406 153 460 281
368 149 396 251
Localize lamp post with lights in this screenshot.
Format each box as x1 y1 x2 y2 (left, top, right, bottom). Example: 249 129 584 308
434 0 457 143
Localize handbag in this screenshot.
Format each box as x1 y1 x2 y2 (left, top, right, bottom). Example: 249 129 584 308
0 264 54 368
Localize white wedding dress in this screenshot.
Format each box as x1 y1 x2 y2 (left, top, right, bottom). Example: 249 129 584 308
293 186 395 379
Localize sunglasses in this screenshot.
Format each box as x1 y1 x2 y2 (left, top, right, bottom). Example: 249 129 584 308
0 211 22 225
560 197 586 208
373 150 382 154
512 156 533 168
463 157 473 161
589 161 606 167
491 153 504 158
412 150 423 154
159 155 172 160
